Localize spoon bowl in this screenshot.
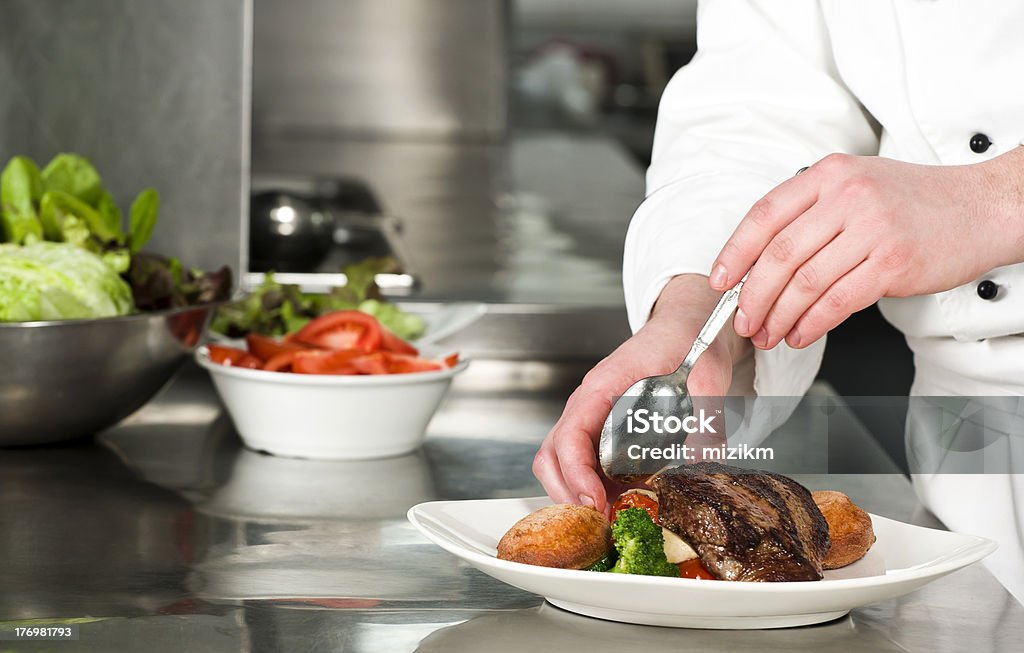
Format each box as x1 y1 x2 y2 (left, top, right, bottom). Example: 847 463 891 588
598 275 747 482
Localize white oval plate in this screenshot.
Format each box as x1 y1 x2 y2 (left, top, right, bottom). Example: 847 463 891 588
408 496 996 629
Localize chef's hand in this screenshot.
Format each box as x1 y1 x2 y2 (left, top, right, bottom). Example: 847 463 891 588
532 274 751 515
710 147 1024 350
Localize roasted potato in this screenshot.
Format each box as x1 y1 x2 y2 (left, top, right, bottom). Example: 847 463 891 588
497 504 612 569
813 491 876 569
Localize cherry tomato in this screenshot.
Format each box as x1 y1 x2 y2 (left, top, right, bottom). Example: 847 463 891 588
293 311 382 352
380 328 418 356
292 349 363 375
612 493 659 523
245 333 310 362
207 345 261 369
678 558 717 580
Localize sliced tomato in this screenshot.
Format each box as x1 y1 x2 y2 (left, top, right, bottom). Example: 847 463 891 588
292 349 363 375
380 327 418 356
293 310 382 352
383 353 443 374
207 345 262 369
678 558 717 580
245 333 310 362
350 352 390 375
263 351 300 373
443 353 459 368
611 493 659 523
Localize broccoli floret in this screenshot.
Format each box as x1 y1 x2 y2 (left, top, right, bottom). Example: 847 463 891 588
609 508 680 577
584 550 618 572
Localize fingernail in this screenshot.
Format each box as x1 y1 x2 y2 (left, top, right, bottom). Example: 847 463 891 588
752 327 768 348
787 329 802 348
578 494 595 507
709 264 728 290
734 308 749 336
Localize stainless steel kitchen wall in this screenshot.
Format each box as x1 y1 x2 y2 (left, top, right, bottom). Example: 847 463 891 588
0 0 252 274
253 0 507 139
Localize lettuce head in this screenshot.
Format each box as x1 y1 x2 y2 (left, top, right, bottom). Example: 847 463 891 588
0 241 135 321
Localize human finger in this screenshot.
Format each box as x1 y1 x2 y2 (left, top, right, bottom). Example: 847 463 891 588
785 260 882 349
710 173 819 291
532 440 577 504
552 387 616 511
734 204 843 338
756 231 870 348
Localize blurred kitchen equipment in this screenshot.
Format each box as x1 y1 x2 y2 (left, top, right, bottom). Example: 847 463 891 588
598 275 747 480
249 191 335 272
247 176 416 292
0 304 217 446
314 176 383 215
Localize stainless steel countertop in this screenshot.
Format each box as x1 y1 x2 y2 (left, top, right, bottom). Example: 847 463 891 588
2 363 1022 652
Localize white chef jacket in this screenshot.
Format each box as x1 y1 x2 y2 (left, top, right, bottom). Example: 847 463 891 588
623 0 1024 601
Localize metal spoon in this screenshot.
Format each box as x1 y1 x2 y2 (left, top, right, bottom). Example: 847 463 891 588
598 273 748 481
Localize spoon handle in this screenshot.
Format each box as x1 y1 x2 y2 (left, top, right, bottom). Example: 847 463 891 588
676 272 749 378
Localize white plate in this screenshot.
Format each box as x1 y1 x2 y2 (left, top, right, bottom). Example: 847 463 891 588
408 496 996 629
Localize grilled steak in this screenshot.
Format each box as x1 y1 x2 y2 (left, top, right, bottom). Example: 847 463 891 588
651 462 829 582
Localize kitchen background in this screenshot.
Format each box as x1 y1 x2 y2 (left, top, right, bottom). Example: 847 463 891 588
0 0 912 468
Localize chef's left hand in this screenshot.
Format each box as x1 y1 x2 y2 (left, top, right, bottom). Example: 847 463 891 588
709 148 1024 349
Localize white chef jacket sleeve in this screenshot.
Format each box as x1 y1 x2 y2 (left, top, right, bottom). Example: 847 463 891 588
623 0 880 397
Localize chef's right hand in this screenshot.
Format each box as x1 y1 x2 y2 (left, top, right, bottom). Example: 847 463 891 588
532 274 751 515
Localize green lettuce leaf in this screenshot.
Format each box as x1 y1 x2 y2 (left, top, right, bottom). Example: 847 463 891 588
96 190 125 242
0 242 135 321
41 190 121 243
358 298 425 340
129 188 159 252
41 153 104 206
1 156 44 244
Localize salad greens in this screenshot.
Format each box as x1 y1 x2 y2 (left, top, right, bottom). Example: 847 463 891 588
1 153 155 265
127 251 232 312
211 257 425 340
0 156 43 244
0 153 231 322
0 242 134 321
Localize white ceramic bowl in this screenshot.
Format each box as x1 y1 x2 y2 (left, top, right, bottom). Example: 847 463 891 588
196 346 468 460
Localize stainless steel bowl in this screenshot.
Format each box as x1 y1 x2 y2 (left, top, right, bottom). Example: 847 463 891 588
0 304 217 446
